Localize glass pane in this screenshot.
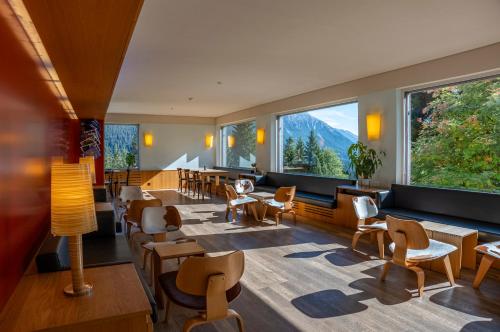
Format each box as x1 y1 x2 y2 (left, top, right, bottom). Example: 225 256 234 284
280 102 358 177
408 77 499 192
104 124 139 169
221 121 256 168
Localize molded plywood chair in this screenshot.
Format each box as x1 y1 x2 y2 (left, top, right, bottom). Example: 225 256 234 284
142 206 189 282
381 215 457 297
262 186 296 226
234 179 254 196
225 184 258 222
158 250 245 331
124 198 162 239
352 196 387 258
118 185 144 222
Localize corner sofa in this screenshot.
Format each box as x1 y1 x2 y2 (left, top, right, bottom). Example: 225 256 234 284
380 184 500 240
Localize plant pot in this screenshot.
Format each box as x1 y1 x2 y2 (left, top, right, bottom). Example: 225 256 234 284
357 178 371 188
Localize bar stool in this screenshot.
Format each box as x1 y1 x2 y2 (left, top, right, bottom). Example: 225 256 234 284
177 168 186 192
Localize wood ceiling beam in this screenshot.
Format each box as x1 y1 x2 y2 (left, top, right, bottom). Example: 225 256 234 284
23 0 143 119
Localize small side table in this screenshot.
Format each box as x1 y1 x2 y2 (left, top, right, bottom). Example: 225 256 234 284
472 241 500 288
153 241 206 308
248 191 275 221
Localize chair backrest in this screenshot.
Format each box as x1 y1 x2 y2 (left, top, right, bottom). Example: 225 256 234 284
164 205 183 229
119 185 143 203
225 184 238 201
352 196 378 220
275 186 296 203
128 199 162 225
183 169 191 179
177 168 183 178
192 170 201 181
142 206 168 234
386 215 429 250
176 250 245 296
234 179 254 194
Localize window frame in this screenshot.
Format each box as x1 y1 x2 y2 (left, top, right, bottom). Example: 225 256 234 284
104 123 140 170
218 119 257 169
276 99 358 176
403 73 500 190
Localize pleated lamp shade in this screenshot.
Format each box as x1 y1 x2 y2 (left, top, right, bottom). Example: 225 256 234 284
79 156 96 184
51 164 97 236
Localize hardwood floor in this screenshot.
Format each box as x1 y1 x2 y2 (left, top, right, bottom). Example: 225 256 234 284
129 190 500 332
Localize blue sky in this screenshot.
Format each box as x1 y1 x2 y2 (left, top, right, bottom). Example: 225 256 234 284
309 102 358 136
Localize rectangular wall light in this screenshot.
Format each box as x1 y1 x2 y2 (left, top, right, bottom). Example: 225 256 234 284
256 128 265 144
144 132 154 147
366 113 381 141
227 135 235 148
205 134 214 148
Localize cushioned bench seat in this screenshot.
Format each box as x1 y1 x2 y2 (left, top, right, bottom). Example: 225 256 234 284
254 184 335 208
379 207 500 236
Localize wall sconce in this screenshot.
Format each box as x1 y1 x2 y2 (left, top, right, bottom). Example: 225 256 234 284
205 134 214 148
256 128 265 144
366 113 381 141
227 135 235 148
144 132 154 147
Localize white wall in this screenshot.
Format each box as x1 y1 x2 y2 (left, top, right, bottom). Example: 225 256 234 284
138 123 215 170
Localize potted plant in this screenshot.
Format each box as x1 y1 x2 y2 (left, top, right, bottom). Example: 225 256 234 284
125 152 136 185
347 142 385 187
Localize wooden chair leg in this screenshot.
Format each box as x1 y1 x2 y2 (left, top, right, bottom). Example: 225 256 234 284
352 231 363 250
291 211 296 225
163 294 171 324
376 231 385 259
473 255 495 289
232 207 237 222
442 255 455 286
142 249 150 270
380 261 391 281
228 309 245 332
183 315 208 332
275 212 280 226
408 266 425 297
225 207 230 220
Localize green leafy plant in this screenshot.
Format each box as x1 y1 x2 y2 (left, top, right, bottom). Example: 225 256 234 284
347 142 385 179
125 152 136 170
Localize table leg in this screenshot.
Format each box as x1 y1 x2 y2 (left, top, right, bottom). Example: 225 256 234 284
153 250 164 309
472 255 495 289
250 203 259 221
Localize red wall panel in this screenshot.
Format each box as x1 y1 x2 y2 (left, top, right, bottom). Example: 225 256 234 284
0 10 69 310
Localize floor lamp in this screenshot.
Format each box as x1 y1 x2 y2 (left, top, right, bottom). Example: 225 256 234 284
51 164 97 296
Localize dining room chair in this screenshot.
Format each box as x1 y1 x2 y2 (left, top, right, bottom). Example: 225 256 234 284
262 186 296 226
141 206 191 283
351 196 387 258
183 169 193 194
192 171 213 199
118 185 144 224
381 215 457 297
225 184 258 222
158 250 245 331
234 179 254 196
177 167 186 192
124 198 162 239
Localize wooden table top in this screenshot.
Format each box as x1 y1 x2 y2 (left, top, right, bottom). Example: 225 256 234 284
420 220 478 237
248 192 275 200
197 169 229 175
337 185 390 194
154 241 206 259
0 264 151 332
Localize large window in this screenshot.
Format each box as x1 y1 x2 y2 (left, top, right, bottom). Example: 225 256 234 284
221 120 256 168
407 76 499 192
104 124 139 169
279 102 358 177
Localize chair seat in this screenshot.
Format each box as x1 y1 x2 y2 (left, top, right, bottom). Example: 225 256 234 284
359 222 387 231
264 199 284 209
389 239 457 262
158 271 242 311
230 196 257 206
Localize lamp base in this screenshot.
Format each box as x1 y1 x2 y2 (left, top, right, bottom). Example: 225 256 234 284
64 282 93 297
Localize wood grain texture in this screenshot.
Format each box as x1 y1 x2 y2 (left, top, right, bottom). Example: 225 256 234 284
0 264 152 331
23 0 144 119
138 190 500 332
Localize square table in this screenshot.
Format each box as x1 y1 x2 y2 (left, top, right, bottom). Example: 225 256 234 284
248 192 275 221
153 241 206 308
420 221 478 278
472 241 500 288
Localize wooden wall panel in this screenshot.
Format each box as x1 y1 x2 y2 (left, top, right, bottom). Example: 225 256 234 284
0 6 69 310
24 0 144 119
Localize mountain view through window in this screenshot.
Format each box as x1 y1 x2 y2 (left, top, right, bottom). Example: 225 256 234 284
280 102 358 177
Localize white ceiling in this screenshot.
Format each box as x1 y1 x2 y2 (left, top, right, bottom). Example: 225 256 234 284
108 0 500 117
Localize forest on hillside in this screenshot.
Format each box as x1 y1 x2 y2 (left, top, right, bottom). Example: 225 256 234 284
104 124 139 169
